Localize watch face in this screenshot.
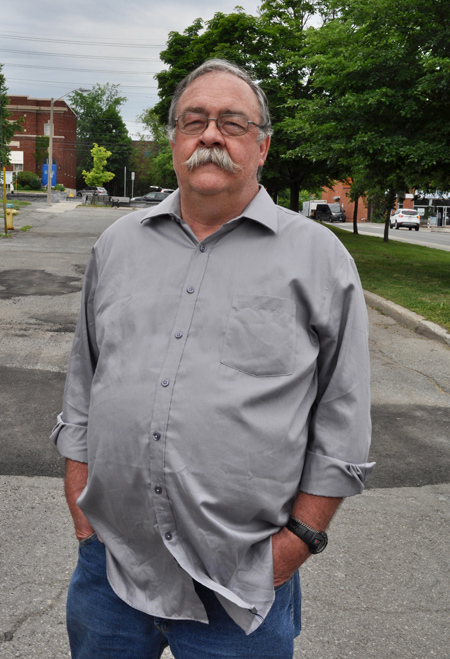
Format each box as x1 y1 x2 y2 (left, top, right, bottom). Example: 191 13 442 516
311 533 328 554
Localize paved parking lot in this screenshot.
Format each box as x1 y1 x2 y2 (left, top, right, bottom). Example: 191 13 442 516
1 201 449 658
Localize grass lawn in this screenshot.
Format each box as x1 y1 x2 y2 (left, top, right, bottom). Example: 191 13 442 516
10 200 32 210
326 225 450 332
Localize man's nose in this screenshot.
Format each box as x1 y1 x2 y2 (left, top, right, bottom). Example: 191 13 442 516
199 119 225 146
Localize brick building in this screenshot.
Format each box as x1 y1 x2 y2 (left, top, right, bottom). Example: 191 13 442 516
321 181 414 222
6 96 77 191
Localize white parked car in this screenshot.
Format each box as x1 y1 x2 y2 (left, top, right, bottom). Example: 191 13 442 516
76 186 108 197
390 209 420 231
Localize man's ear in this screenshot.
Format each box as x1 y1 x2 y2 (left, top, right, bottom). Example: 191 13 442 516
258 136 271 167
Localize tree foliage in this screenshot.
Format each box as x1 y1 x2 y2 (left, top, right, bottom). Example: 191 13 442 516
82 143 115 187
69 83 132 193
153 3 335 211
0 64 23 166
130 109 177 194
149 0 450 224
289 0 450 239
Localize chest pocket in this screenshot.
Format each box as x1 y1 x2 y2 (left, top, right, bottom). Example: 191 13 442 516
220 296 296 377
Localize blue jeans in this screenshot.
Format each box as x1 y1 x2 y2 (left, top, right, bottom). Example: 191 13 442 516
67 535 301 658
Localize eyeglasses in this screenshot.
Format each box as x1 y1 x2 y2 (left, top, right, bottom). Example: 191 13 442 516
175 112 264 137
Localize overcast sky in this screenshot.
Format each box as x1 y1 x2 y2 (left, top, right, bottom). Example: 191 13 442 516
2 0 261 138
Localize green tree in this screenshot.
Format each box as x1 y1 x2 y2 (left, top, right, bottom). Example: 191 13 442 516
82 143 115 188
153 3 335 211
69 83 132 194
288 0 450 239
256 0 339 209
0 64 23 169
130 109 177 194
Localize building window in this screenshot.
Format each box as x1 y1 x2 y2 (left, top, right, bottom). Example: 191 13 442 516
13 164 23 172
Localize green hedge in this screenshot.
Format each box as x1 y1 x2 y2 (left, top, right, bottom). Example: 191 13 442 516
17 171 42 191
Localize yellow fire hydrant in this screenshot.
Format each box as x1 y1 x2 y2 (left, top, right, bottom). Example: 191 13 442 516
6 204 18 230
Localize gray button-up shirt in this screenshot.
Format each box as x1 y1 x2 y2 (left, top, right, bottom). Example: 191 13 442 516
51 187 374 634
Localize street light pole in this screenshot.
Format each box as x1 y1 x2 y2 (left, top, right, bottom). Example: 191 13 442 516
1 98 7 233
46 88 89 206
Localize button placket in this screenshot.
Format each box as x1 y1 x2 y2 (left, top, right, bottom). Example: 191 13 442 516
148 239 215 551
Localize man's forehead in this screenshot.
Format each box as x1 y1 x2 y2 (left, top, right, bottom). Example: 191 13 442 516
177 72 259 114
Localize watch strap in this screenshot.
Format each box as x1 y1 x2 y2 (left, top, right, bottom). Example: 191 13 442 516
286 516 328 554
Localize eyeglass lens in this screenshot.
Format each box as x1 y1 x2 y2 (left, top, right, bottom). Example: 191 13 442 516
177 113 250 136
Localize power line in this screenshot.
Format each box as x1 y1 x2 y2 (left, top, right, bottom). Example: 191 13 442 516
6 80 158 97
0 32 165 49
3 63 157 75
6 77 158 90
0 47 161 62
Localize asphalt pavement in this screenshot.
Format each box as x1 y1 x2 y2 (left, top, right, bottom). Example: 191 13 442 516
1 201 449 658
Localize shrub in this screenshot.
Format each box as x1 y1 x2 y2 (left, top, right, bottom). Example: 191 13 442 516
17 171 42 191
54 184 65 191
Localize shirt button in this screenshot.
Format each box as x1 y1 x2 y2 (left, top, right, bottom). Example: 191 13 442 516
251 606 258 614
186 286 195 294
175 331 183 339
153 432 161 441
165 532 173 541
154 485 162 494
199 245 206 252
161 379 170 387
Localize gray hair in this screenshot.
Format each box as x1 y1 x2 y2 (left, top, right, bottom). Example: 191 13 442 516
166 59 272 143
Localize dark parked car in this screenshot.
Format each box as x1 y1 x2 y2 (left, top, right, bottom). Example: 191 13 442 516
76 186 108 197
314 203 346 223
130 191 171 205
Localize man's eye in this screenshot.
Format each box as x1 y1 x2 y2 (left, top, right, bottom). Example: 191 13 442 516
220 117 247 132
183 116 205 129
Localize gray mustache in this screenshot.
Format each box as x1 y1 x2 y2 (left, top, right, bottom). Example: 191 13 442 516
183 147 243 173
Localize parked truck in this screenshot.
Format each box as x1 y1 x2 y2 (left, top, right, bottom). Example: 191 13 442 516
302 200 346 223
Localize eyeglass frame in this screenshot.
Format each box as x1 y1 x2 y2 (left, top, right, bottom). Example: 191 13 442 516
174 112 266 137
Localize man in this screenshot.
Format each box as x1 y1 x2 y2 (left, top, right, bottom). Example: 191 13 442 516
52 59 374 658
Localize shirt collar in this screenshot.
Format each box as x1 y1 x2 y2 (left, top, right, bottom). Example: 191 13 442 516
140 186 278 234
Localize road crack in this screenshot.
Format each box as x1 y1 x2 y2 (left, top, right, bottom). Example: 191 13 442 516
0 581 68 644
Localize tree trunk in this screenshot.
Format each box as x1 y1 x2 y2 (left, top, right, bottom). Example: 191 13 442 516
353 195 359 235
290 181 300 213
265 183 280 204
383 190 396 243
384 212 390 242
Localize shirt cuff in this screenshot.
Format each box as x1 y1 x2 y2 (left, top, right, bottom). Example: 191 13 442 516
299 450 375 497
50 412 89 463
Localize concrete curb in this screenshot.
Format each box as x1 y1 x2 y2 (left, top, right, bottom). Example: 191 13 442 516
364 290 450 347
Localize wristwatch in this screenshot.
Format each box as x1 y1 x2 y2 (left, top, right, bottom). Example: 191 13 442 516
286 516 328 554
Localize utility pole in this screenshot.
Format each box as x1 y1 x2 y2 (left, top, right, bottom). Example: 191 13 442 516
0 97 7 234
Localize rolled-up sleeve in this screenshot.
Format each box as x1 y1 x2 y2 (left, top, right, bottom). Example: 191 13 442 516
50 248 99 462
300 256 375 496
